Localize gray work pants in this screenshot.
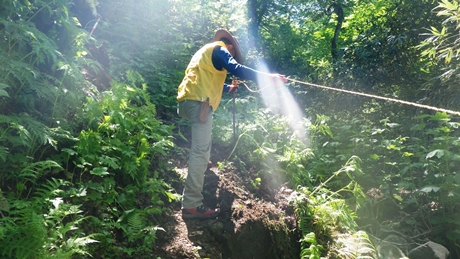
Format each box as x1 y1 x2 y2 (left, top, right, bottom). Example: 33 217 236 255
177 100 213 209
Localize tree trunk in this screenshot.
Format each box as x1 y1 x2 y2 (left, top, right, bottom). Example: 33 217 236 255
328 3 344 60
247 0 268 50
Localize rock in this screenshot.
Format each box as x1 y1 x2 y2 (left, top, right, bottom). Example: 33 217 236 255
408 241 450 259
383 234 411 254
377 243 408 259
208 221 224 235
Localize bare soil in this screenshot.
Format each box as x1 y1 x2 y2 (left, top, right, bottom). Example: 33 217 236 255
153 162 301 259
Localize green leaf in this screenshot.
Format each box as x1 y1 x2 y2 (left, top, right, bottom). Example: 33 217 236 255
430 112 449 121
438 0 458 12
90 167 109 176
0 90 9 97
62 148 78 156
0 146 8 162
0 83 10 97
99 155 120 169
454 174 460 184
426 149 445 159
419 185 441 193
369 154 380 160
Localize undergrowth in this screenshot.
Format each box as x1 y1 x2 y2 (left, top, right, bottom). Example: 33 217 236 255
213 95 377 258
0 1 179 256
214 93 460 257
2 0 460 258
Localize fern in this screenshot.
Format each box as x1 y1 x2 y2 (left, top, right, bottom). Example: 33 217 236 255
54 236 99 258
117 209 147 241
300 232 323 259
332 231 377 259
43 202 98 258
19 161 63 182
0 146 7 162
0 83 9 97
294 174 374 258
0 1 117 258
313 199 358 231
0 209 47 259
0 176 97 258
0 190 9 214
128 210 144 233
0 115 62 169
34 178 68 200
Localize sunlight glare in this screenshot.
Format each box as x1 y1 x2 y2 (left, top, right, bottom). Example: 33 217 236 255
255 62 310 146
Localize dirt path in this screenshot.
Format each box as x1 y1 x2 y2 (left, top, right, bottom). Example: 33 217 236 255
153 165 300 258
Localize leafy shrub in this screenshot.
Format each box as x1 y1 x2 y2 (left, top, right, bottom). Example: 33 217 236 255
0 179 98 258
293 158 372 259
63 72 176 257
0 1 101 257
310 109 460 257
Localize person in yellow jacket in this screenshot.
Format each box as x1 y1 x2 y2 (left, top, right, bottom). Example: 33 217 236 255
177 29 286 219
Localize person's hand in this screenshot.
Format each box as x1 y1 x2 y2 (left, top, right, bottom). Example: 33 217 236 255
228 84 239 93
269 73 288 84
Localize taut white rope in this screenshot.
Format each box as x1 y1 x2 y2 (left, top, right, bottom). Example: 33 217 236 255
287 78 460 117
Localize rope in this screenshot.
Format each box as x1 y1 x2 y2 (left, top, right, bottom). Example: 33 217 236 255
233 77 460 116
287 78 460 117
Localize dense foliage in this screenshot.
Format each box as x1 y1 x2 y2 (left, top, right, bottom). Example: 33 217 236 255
0 1 175 258
1 0 460 258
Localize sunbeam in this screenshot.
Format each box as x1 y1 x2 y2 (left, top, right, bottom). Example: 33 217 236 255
255 63 310 146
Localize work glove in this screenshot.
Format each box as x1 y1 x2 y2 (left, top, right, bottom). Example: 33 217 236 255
269 73 288 84
228 84 239 93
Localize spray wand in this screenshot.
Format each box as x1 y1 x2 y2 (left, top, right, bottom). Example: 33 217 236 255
89 15 101 37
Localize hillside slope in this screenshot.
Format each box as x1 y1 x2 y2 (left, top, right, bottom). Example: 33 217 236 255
153 164 300 258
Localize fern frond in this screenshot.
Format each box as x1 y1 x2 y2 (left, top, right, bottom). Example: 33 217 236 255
5 59 38 93
34 178 68 200
18 115 56 147
1 114 56 152
19 161 63 183
0 189 10 213
32 81 56 103
3 211 47 259
127 210 146 237
332 231 377 259
116 209 148 241
10 121 32 147
0 83 9 97
0 114 14 124
67 236 100 247
0 146 8 162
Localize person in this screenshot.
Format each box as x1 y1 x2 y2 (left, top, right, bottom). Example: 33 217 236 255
177 29 286 219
